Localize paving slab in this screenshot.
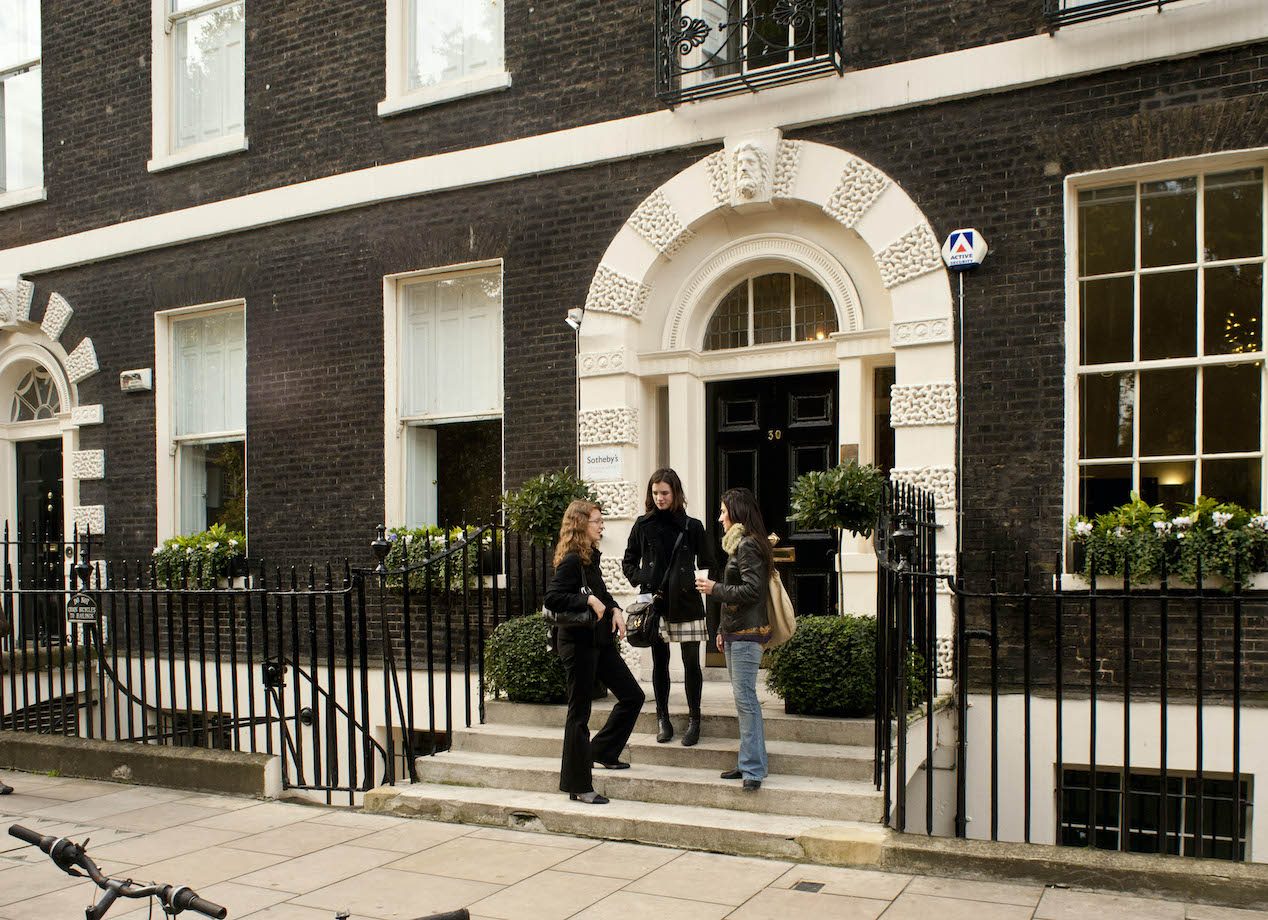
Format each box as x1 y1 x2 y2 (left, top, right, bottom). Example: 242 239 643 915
386 834 578 885
468 868 628 920
880 892 1037 920
623 851 792 907
725 887 890 920
1035 887 1187 919
290 866 500 919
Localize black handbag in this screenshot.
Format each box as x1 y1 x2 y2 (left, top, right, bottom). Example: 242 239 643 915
624 529 687 648
543 561 596 628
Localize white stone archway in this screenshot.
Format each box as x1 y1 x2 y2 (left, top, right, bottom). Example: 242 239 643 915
574 132 958 660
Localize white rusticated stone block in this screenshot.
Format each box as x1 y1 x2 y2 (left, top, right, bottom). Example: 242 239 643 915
591 481 640 520
584 265 650 319
890 466 956 509
771 140 804 200
891 317 954 347
823 157 889 228
578 407 638 446
704 150 730 206
629 190 693 257
891 382 957 427
65 339 99 383
875 225 944 289
72 505 105 536
71 449 105 480
577 349 627 377
600 556 635 595
71 404 105 426
936 636 954 678
40 293 73 342
0 280 35 325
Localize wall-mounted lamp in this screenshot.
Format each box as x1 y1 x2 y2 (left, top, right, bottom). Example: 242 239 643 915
564 307 584 331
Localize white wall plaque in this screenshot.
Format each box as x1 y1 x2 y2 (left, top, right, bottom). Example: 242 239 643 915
582 446 624 482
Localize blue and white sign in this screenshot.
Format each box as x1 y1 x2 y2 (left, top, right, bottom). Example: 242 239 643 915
941 229 989 271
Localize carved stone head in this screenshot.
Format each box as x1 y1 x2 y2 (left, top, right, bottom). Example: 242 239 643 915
733 142 770 201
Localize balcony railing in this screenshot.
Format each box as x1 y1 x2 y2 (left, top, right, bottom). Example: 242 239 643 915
1044 0 1185 27
656 0 844 106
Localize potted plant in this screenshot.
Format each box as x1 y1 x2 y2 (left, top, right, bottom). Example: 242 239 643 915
381 524 491 591
788 461 887 610
152 524 247 588
502 469 601 547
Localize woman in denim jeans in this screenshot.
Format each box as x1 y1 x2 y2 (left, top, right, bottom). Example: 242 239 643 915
696 487 771 791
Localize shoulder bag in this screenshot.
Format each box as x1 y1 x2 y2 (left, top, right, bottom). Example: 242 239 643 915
542 561 596 628
624 529 686 648
766 567 797 649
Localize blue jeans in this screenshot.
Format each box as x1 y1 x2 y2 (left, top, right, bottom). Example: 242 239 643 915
724 639 768 780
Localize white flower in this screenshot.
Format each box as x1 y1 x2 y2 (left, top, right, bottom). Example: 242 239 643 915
1114 526 1127 538
1251 515 1268 531
229 539 239 547
186 547 195 555
1212 512 1234 528
1177 531 1187 540
152 546 162 555
208 542 219 551
404 534 414 545
1171 515 1193 529
1153 521 1172 534
1074 521 1094 537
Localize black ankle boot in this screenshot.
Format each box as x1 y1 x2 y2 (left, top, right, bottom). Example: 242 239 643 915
681 716 701 747
656 715 673 743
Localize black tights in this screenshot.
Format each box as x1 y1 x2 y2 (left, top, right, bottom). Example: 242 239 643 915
651 638 703 718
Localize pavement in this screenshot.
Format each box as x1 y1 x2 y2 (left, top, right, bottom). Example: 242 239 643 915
0 771 1260 920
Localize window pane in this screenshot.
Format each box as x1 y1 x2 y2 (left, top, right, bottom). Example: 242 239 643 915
1080 277 1134 364
1204 264 1262 356
1203 459 1261 511
0 0 39 71
704 281 748 351
793 274 836 341
174 310 246 437
173 2 245 149
436 419 502 526
1140 460 1195 510
1139 368 1195 456
0 67 43 194
747 0 789 70
1079 185 1135 276
405 426 438 527
410 0 503 88
1079 464 1132 518
1080 372 1134 459
1141 178 1197 269
1203 363 1261 454
702 0 742 79
752 273 791 345
1205 169 1263 263
179 439 245 535
1140 270 1196 360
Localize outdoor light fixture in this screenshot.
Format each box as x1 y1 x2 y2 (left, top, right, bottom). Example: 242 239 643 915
564 307 584 330
890 511 916 571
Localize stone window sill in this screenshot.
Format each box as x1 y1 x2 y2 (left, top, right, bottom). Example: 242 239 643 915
378 71 512 118
148 133 249 174
0 186 47 212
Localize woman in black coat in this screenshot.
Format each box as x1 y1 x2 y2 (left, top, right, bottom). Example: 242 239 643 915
621 468 718 746
545 499 645 805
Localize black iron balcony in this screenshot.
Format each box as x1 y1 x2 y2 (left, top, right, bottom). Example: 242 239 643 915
656 0 844 106
1044 0 1184 27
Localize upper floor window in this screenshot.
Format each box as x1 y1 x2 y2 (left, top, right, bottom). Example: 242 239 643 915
1045 0 1184 27
380 0 509 117
1074 167 1265 518
703 272 838 351
656 0 843 106
149 0 246 172
0 0 43 207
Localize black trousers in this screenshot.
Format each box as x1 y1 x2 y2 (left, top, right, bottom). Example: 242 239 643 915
557 632 644 794
651 638 703 718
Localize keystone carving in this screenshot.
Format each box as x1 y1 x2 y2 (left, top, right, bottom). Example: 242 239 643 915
0 280 34 325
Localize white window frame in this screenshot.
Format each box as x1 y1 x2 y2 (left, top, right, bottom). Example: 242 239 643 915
1063 148 1268 573
378 0 511 118
154 300 247 542
0 0 45 211
148 0 248 174
383 260 504 528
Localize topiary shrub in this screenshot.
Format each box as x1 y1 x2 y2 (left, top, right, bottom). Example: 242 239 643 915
485 613 567 704
765 614 927 716
503 469 600 547
788 462 887 538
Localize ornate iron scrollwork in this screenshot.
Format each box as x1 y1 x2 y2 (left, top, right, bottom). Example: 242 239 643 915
667 13 712 55
773 0 816 28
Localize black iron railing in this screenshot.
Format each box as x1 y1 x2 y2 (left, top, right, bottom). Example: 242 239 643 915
656 0 844 105
1044 0 1184 27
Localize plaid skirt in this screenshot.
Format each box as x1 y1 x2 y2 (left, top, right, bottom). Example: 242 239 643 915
661 617 709 644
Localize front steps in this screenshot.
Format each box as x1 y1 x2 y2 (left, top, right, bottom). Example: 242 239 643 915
365 682 887 860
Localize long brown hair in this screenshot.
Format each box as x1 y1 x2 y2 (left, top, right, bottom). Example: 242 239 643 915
644 467 686 514
720 487 775 570
553 499 601 567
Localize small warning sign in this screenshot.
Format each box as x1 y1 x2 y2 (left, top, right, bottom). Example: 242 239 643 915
66 592 98 624
941 228 989 271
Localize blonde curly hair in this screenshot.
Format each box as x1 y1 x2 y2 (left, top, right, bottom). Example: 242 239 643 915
553 499 600 567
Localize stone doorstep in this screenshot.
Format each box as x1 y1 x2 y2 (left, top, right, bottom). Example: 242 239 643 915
364 782 1268 914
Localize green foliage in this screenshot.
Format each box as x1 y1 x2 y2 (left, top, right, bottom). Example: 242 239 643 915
1069 493 1268 586
484 614 567 704
503 469 600 547
788 462 886 538
152 524 246 587
383 525 490 590
765 614 923 716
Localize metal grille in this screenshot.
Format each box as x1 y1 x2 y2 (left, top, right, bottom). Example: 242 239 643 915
1044 0 1184 27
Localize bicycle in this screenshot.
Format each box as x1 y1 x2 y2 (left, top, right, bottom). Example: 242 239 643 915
8 824 228 920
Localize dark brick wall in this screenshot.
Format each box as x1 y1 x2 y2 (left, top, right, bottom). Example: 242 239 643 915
5 1 1049 248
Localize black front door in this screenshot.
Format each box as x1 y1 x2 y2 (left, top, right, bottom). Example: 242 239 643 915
15 439 64 644
706 372 838 616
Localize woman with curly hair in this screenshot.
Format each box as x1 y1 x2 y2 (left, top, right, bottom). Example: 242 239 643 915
545 500 645 805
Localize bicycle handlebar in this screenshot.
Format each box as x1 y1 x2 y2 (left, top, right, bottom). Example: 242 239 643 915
8 825 228 919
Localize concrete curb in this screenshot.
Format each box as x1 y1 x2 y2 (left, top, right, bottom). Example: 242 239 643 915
0 731 281 798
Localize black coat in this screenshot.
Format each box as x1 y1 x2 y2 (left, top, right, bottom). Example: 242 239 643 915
621 510 719 624
707 536 770 638
544 550 620 646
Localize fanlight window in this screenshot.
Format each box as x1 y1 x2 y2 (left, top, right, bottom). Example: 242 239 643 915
703 272 837 351
10 367 60 422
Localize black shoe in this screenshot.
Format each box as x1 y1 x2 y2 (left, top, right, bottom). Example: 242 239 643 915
656 716 674 743
570 792 610 804
681 717 701 747
594 759 631 770
720 769 742 780
742 779 762 791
